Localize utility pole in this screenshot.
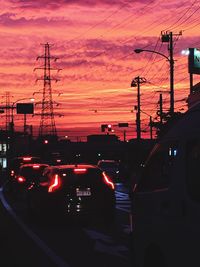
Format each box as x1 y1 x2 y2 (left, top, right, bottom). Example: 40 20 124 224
123 130 126 142
159 93 163 125
161 31 182 115
169 31 174 115
150 116 153 140
131 76 146 141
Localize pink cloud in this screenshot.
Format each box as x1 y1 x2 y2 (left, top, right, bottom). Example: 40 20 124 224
9 0 155 9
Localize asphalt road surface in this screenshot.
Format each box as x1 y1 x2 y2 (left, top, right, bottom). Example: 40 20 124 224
0 183 132 267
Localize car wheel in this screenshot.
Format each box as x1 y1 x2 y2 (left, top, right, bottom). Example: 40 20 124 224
143 244 166 267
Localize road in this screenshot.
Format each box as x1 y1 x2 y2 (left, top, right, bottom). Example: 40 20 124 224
0 183 132 267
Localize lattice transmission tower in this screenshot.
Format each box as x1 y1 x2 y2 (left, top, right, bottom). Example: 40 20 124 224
35 43 61 137
0 91 12 131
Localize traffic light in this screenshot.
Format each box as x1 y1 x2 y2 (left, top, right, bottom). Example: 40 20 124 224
108 124 112 131
101 124 108 132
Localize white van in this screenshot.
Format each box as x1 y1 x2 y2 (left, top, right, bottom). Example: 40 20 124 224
130 102 200 267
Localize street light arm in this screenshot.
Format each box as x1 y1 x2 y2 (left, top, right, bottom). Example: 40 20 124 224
12 97 35 107
134 48 170 62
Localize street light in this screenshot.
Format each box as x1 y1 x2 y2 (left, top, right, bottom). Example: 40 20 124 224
134 47 174 115
10 98 34 133
134 49 170 62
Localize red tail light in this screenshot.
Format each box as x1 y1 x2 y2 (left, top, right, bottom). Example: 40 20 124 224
32 165 40 169
48 174 61 193
10 170 15 177
23 157 32 161
74 168 87 174
102 172 115 190
17 176 26 183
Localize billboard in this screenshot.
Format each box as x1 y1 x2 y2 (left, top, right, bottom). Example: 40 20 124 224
188 48 200 74
16 103 34 114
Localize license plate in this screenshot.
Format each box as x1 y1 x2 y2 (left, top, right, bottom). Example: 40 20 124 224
76 188 91 196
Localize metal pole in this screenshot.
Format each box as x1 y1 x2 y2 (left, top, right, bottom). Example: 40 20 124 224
190 73 193 94
10 104 14 133
169 32 174 114
137 76 141 140
123 130 126 142
150 116 153 140
159 93 163 125
24 113 27 134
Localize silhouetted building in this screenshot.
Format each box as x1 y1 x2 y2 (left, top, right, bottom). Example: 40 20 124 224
87 134 119 143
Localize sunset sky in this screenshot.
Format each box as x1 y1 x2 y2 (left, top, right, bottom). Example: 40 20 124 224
0 0 199 141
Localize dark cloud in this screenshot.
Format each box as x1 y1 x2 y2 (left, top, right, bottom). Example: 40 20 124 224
0 12 73 27
61 59 105 68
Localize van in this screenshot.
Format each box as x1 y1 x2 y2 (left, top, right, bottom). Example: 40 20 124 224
130 102 200 267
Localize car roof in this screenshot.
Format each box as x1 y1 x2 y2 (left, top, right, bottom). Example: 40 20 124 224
19 163 49 168
47 164 98 170
12 156 40 160
98 160 118 163
158 101 200 143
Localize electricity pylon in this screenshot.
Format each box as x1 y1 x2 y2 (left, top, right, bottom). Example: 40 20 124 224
35 43 61 137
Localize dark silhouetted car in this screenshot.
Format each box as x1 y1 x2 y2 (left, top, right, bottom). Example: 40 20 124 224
6 156 42 195
11 163 49 199
130 102 200 267
8 156 42 179
26 164 116 223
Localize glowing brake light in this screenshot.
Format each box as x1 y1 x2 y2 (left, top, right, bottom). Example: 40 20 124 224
17 176 26 183
23 157 32 161
11 170 15 177
32 165 40 169
102 172 115 190
74 168 87 174
48 174 61 193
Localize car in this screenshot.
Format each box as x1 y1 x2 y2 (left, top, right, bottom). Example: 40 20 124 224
130 101 200 267
26 164 116 223
97 159 120 182
8 156 42 179
6 156 42 194
11 163 49 199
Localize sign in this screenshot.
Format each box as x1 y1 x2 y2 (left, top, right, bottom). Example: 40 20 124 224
16 103 34 114
118 123 129 127
188 48 200 74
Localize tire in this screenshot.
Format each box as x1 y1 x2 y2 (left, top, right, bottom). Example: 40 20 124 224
143 244 166 267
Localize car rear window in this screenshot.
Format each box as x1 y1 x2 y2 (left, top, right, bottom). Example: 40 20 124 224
57 168 104 185
10 157 41 170
135 142 178 192
20 166 47 178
